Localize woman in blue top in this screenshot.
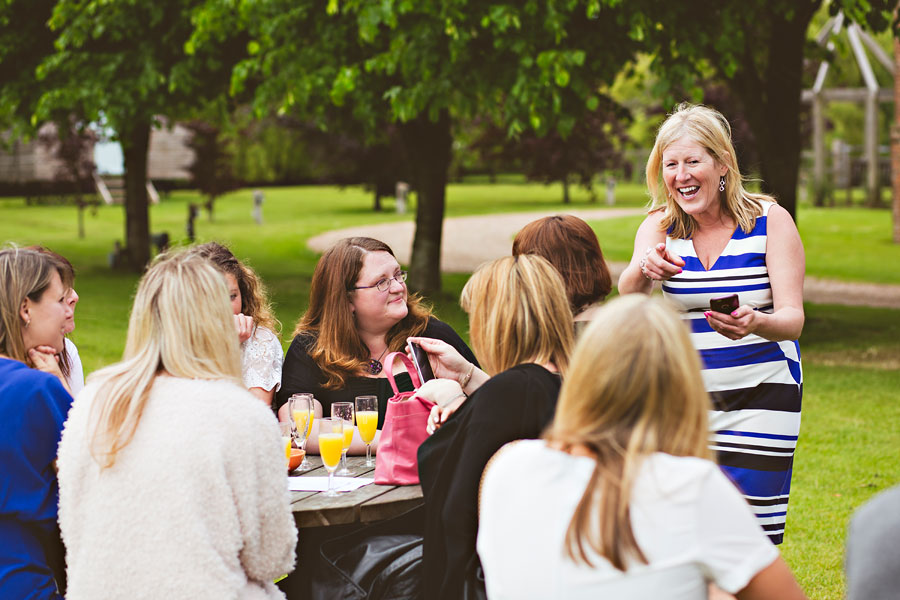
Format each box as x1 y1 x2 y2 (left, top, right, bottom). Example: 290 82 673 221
619 103 805 545
0 246 74 599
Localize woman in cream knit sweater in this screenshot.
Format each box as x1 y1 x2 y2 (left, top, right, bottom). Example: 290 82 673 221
57 252 297 599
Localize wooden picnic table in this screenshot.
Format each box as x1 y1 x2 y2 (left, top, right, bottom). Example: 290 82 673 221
279 455 425 599
289 455 424 527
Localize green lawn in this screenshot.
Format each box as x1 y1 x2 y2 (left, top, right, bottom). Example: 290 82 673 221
1 183 898 599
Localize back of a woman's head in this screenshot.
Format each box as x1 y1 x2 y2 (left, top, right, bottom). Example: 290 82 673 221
512 215 611 312
461 254 573 376
0 246 57 361
90 252 242 468
125 252 241 380
551 294 710 459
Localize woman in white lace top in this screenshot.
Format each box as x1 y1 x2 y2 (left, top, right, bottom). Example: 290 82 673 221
191 242 283 407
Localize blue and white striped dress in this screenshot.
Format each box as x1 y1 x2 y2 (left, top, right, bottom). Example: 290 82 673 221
662 200 802 545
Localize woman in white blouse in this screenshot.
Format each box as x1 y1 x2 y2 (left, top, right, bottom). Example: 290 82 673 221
477 295 807 600
192 242 283 407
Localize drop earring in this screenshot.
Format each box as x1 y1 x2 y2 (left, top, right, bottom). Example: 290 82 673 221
719 176 726 192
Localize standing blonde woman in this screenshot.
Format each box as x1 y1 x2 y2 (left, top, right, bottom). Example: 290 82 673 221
413 254 574 600
619 103 804 544
57 252 296 599
0 246 73 600
478 295 807 600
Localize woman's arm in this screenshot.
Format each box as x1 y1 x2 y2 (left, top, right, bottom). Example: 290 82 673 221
617 211 683 294
705 205 805 342
736 556 807 600
249 387 274 406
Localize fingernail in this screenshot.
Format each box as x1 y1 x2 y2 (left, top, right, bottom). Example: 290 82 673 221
703 312 711 318
678 269 682 273
731 311 738 317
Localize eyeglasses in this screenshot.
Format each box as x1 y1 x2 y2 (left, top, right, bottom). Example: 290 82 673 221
352 271 408 292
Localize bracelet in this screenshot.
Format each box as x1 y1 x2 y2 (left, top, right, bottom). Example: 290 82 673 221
459 363 475 392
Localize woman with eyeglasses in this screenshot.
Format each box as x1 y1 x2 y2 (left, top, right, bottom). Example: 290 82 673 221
276 237 476 454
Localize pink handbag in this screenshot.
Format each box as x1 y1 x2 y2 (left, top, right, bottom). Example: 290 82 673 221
373 352 435 485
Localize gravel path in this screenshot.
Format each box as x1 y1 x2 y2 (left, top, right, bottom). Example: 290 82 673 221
308 208 900 309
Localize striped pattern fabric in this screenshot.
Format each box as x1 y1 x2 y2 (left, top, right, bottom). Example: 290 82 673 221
662 201 802 545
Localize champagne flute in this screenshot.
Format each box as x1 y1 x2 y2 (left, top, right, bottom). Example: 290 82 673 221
331 402 354 476
289 393 314 472
318 418 344 497
355 395 378 467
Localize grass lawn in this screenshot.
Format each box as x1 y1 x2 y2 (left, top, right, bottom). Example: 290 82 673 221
2 182 898 599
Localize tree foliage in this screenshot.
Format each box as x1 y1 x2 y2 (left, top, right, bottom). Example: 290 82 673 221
190 0 642 292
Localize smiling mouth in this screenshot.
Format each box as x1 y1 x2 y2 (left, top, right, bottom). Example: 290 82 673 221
677 185 700 199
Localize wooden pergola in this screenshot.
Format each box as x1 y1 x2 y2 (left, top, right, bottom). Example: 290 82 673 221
802 12 893 208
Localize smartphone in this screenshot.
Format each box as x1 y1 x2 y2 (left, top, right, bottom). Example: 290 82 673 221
407 341 435 383
709 293 740 314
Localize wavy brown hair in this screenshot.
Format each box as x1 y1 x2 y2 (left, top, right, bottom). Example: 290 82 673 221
545 295 711 571
512 215 611 314
190 242 279 334
294 237 432 389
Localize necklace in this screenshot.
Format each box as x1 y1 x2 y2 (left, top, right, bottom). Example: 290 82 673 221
365 346 389 375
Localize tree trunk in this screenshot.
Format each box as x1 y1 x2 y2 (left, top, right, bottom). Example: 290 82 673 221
373 187 382 212
399 111 453 295
727 3 820 222
562 178 570 204
120 120 152 272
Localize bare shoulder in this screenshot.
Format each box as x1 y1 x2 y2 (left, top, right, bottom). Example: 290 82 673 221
766 203 797 229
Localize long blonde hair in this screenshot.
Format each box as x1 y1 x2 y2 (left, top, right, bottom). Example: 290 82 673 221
0 246 59 365
88 252 242 468
460 255 573 377
646 102 774 239
546 294 711 570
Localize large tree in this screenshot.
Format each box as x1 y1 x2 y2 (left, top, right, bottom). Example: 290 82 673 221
9 0 246 270
633 0 893 219
191 0 641 293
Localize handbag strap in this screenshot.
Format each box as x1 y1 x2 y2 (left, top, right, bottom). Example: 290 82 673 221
383 352 422 394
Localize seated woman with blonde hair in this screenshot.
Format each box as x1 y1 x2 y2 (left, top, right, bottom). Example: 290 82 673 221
414 254 574 600
478 295 807 600
57 252 296 599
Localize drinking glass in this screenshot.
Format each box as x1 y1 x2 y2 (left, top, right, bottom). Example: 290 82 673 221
355 395 378 467
331 402 355 476
289 393 314 472
278 421 292 469
319 418 344 497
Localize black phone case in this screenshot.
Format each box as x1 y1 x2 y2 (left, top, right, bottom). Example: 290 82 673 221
709 294 739 314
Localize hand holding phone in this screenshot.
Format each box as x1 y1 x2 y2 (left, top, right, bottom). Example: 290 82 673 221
709 293 739 315
407 341 435 383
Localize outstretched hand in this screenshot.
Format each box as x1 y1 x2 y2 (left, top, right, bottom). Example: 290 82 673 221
640 242 685 281
406 336 469 382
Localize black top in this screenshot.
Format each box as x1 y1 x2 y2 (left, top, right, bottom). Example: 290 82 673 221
417 363 562 600
276 317 477 429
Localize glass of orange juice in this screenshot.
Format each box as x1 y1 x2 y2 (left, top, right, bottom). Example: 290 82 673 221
319 418 344 497
355 395 378 467
278 422 292 469
289 393 315 471
331 402 354 476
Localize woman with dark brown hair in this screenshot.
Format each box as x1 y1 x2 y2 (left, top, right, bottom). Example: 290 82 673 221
276 237 476 453
190 242 284 406
512 215 611 333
